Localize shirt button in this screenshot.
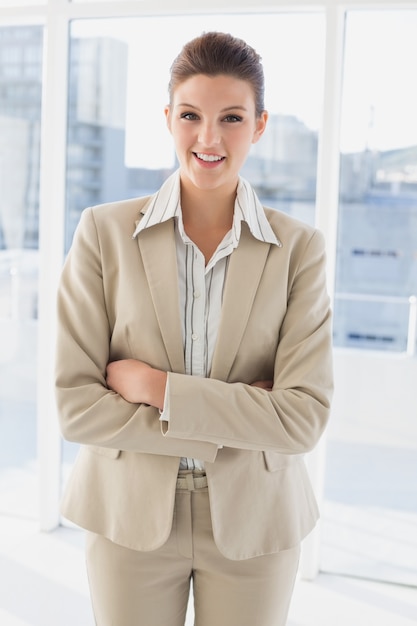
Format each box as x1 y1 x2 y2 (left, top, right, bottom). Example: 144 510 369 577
191 333 198 341
193 290 201 299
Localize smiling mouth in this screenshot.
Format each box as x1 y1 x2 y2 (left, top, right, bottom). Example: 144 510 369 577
194 152 225 162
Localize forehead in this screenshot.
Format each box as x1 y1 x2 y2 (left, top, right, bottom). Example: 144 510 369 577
172 74 256 107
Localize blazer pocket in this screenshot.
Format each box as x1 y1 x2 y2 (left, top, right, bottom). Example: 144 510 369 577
263 450 296 472
88 445 121 459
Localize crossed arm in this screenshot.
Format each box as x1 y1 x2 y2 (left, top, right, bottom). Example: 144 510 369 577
106 359 272 410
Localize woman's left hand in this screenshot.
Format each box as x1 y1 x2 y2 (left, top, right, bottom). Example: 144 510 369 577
251 379 273 391
106 359 167 410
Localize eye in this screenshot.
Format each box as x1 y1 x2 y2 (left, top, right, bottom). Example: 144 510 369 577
223 114 243 123
180 112 199 121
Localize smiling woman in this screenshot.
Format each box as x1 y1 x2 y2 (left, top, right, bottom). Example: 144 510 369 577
56 30 333 626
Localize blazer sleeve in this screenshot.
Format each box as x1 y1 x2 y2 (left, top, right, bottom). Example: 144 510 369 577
55 207 218 462
163 228 334 455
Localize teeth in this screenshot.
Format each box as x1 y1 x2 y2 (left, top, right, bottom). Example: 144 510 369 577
196 153 223 162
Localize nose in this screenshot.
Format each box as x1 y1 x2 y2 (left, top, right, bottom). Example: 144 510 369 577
198 120 220 146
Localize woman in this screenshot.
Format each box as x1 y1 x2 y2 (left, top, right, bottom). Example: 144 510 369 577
56 31 333 626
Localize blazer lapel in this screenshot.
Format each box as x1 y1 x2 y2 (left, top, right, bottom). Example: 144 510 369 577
137 219 185 374
211 223 271 381
136 218 271 380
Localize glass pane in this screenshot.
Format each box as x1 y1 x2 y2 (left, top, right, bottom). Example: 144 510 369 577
334 10 417 353
62 12 324 479
323 10 417 587
0 25 43 518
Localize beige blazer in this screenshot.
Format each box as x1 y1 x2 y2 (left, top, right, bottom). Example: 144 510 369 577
56 194 333 560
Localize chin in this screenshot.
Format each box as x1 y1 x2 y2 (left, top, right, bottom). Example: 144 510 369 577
193 169 238 190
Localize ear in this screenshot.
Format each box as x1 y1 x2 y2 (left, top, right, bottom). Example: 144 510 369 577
252 110 268 144
164 105 172 132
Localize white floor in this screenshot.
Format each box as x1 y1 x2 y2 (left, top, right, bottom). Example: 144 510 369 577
0 515 416 626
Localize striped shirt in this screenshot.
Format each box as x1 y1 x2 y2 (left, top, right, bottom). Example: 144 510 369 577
133 170 281 469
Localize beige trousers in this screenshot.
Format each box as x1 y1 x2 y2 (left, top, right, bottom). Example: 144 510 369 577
86 473 300 626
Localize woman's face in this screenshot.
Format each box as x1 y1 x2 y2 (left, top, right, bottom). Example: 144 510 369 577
165 74 268 197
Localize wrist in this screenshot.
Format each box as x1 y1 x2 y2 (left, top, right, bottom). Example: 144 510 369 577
148 368 167 411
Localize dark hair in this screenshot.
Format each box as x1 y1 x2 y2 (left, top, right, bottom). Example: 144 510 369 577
168 31 265 117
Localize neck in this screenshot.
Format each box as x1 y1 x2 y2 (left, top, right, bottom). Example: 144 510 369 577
180 182 237 231
179 179 238 264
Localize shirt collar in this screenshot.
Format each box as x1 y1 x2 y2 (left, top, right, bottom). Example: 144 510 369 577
234 176 282 246
132 170 181 238
133 169 282 248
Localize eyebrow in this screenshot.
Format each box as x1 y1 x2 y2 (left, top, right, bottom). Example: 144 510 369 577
176 103 248 112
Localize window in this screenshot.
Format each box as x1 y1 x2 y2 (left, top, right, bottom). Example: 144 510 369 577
333 10 417 354
322 10 417 586
0 25 43 518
